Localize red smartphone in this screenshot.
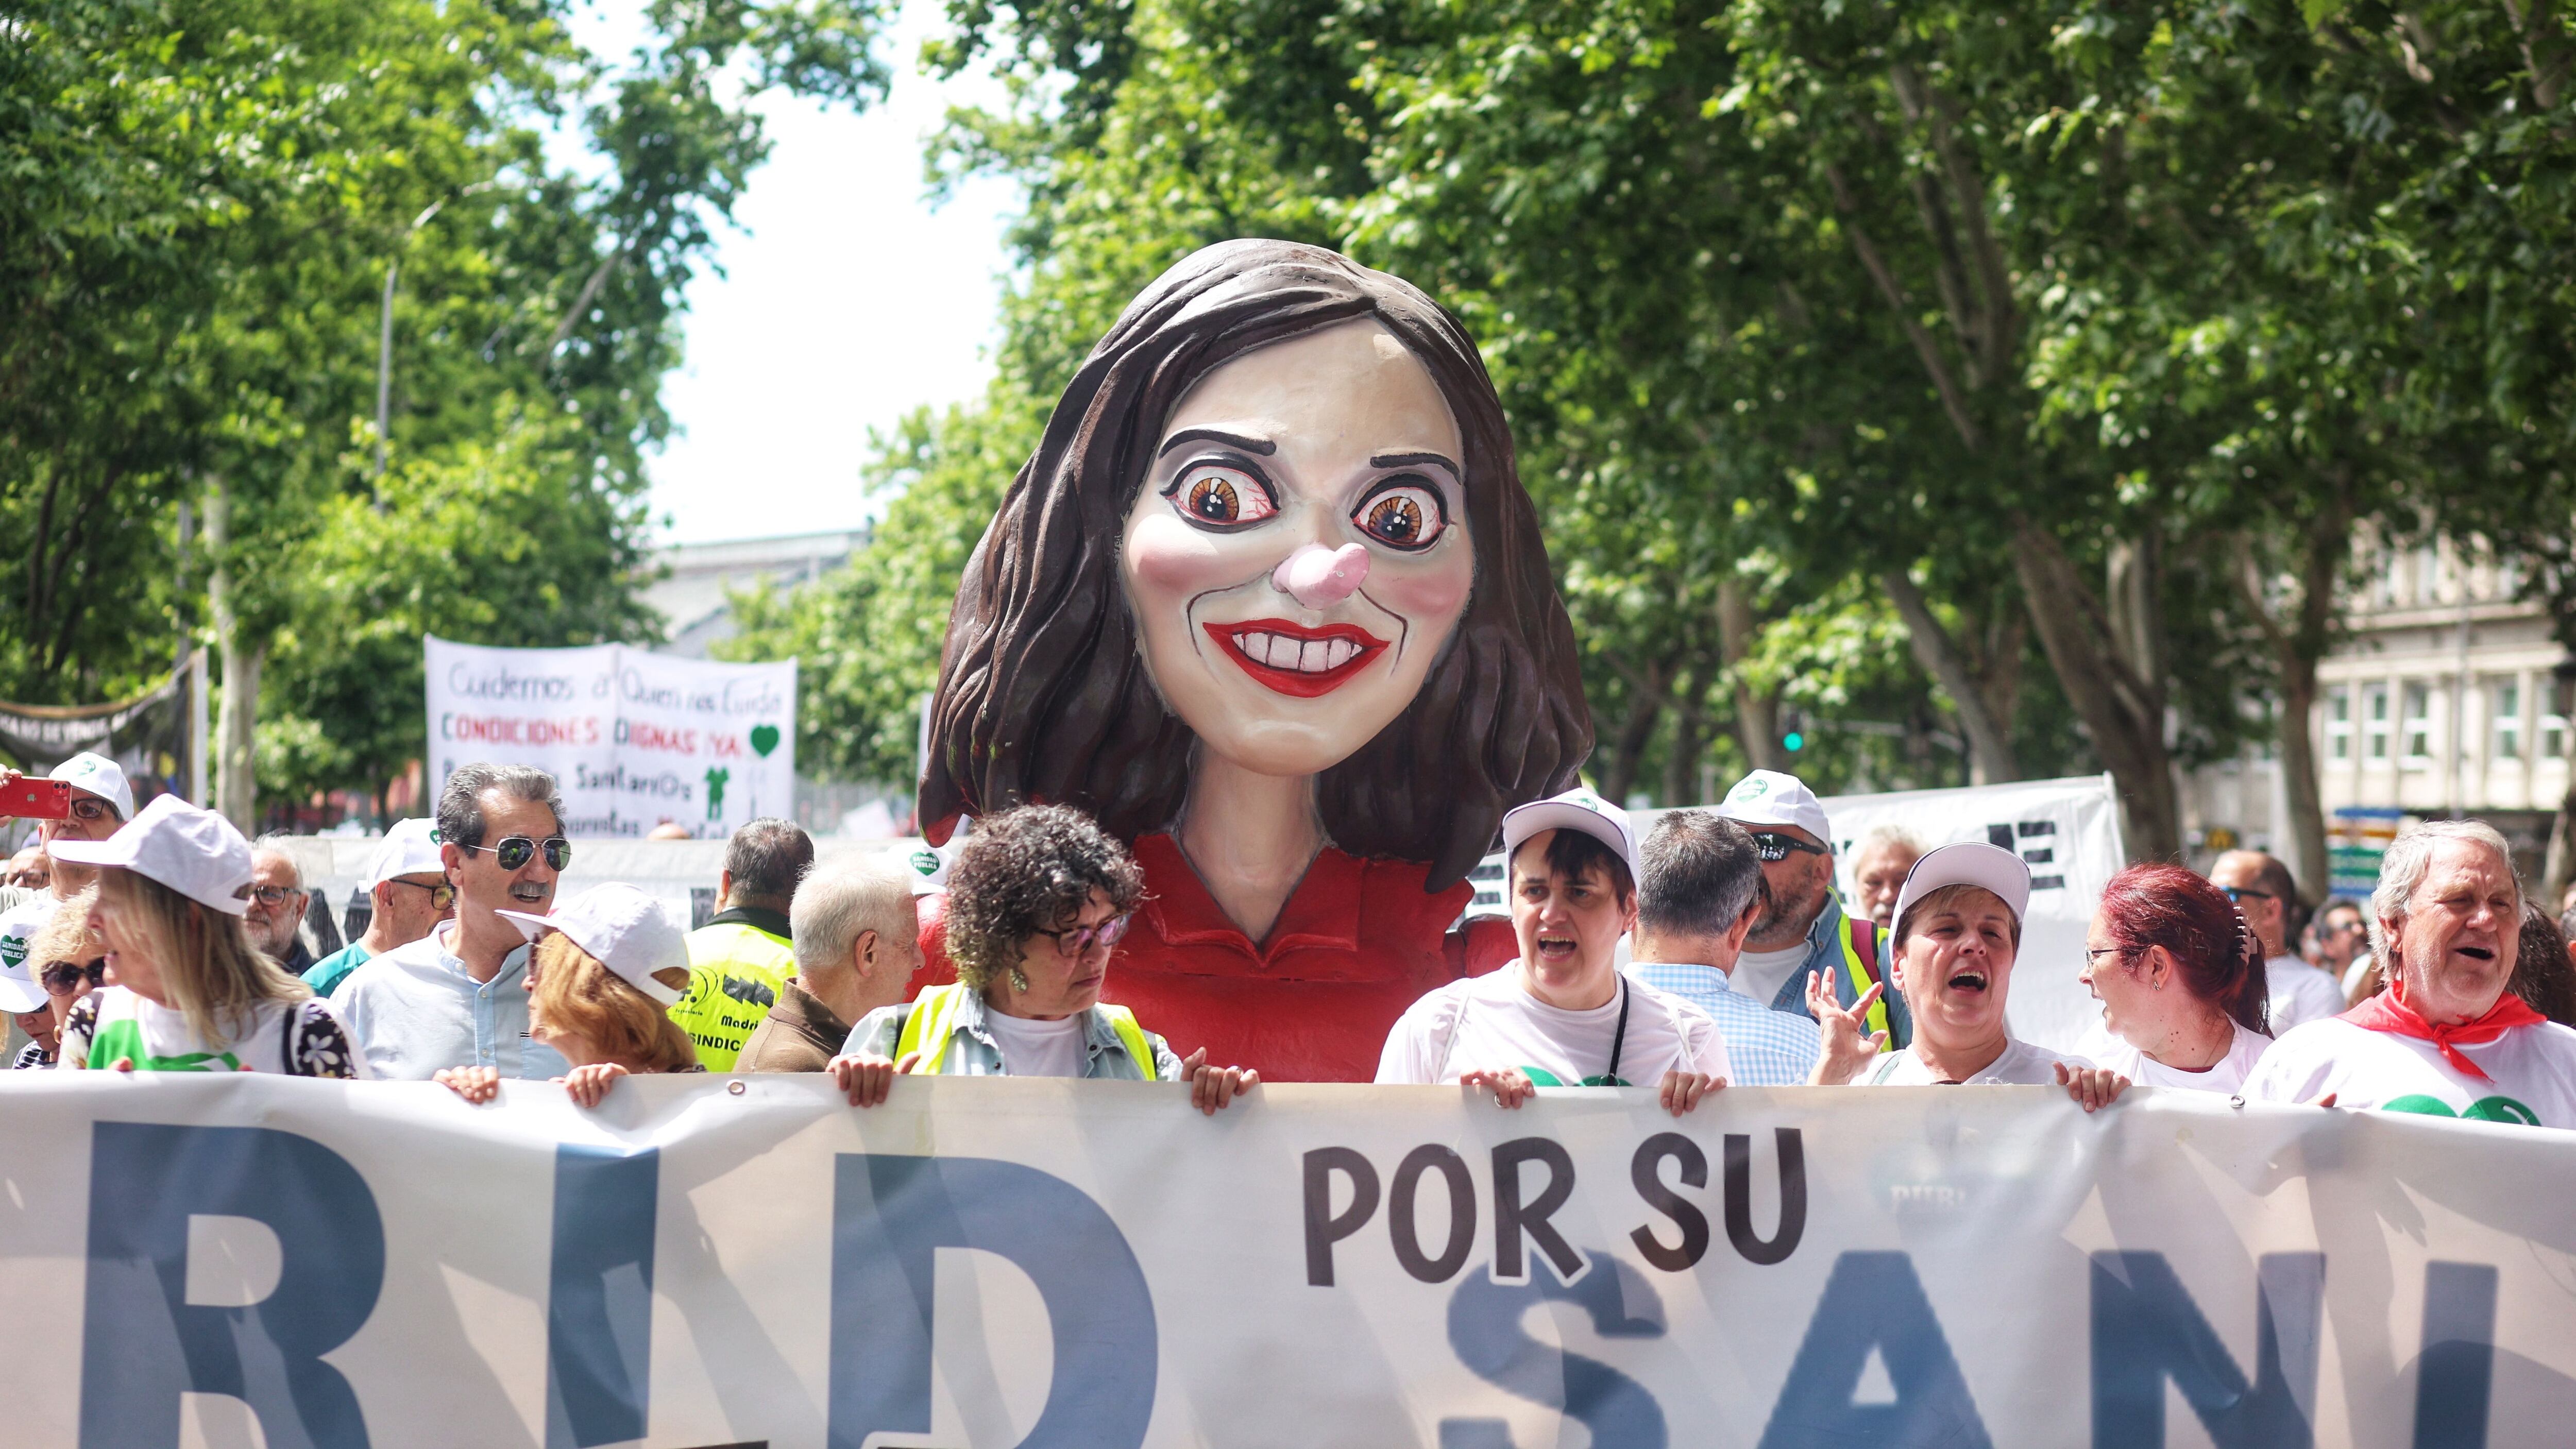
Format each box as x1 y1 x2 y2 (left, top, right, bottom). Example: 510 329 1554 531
0 777 71 820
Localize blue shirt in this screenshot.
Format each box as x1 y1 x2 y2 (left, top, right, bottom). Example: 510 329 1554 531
1625 960 1823 1087
335 920 569 1081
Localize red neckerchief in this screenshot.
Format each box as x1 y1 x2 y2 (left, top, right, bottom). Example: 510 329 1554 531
2341 978 2545 1081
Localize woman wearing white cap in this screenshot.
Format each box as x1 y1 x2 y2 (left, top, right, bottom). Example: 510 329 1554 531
48 796 366 1077
436 883 701 1107
1377 788 1730 1115
1808 842 2126 1111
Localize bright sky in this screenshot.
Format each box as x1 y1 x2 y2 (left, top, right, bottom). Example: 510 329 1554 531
567 2 1020 545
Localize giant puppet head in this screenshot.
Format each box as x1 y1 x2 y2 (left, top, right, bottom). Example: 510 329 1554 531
919 240 1588 895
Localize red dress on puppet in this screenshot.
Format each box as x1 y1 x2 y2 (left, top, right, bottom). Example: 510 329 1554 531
911 832 1519 1082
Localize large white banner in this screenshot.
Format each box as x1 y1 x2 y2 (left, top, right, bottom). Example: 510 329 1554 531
426 637 796 840
5 1073 2570 1449
1819 773 2128 1053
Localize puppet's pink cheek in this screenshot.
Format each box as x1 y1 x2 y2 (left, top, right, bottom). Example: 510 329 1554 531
1369 554 1472 627
1125 520 1245 596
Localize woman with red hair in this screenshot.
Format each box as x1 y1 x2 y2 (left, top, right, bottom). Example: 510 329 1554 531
2079 862 2274 1093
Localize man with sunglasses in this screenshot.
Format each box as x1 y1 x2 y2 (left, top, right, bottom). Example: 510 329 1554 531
2209 849 2346 1033
337 763 571 1080
1714 769 1910 1050
304 818 453 996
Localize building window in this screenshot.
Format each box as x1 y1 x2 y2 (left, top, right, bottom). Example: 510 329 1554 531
2326 687 2352 761
2402 682 2431 762
2545 690 2569 763
2495 678 2521 761
2366 684 2391 761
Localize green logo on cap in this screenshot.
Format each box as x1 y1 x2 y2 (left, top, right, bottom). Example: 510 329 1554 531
910 849 939 875
0 934 23 972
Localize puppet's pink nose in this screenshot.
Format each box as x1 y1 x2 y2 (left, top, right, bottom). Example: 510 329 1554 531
1272 543 1371 608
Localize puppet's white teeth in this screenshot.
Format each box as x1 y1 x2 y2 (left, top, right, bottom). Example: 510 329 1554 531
1234 631 1351 672
1326 638 1358 668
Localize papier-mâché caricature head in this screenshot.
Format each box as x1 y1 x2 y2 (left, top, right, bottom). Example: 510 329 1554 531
920 240 1589 891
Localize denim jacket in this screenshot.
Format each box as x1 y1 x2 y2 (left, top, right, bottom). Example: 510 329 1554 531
841 985 1187 1081
1765 894 1914 1050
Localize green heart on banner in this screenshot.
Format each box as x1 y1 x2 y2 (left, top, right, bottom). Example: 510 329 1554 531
749 724 781 758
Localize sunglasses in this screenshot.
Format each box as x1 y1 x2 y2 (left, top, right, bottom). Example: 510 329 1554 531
1749 830 1829 863
1041 911 1133 957
2221 886 2274 904
389 877 459 909
462 836 572 872
40 958 106 994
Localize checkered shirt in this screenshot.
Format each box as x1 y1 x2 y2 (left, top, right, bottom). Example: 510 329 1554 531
1624 961 1824 1087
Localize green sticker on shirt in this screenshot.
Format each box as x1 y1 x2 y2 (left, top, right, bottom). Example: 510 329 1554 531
88 1017 242 1072
2384 1093 2541 1126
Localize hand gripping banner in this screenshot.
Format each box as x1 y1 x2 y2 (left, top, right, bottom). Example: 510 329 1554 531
3 1073 2570 1447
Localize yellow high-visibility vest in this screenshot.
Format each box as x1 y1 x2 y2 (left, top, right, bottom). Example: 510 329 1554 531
895 982 1157 1078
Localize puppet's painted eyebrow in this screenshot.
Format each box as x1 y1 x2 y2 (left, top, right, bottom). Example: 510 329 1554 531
1369 451 1462 474
1159 428 1277 456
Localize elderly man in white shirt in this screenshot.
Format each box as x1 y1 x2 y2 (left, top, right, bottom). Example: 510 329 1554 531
336 763 572 1080
2248 820 2576 1126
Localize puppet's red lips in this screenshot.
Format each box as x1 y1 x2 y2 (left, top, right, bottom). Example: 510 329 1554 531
1205 619 1389 697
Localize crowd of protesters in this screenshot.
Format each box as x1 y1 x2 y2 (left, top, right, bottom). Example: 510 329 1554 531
5 749 2574 1132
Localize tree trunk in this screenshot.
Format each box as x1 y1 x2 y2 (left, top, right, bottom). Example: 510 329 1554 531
205 480 260 834
1664 688 1706 807
1598 667 1667 806
1884 570 2019 785
2232 489 2353 906
2012 519 2182 859
1718 578 1788 773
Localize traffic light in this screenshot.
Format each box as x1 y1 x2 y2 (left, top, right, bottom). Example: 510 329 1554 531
1781 707 1807 754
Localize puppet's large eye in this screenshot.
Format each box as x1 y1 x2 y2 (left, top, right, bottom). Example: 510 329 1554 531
1352 479 1448 551
1167 465 1277 528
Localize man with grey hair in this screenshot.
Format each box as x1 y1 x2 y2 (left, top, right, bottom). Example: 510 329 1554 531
672 817 816 1070
740 854 921 1072
2209 848 2346 1034
1624 811 1823 1086
337 763 572 1080
1850 824 1926 932
2248 820 2576 1126
245 838 314 973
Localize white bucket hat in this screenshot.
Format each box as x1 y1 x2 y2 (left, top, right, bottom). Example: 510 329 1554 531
50 752 135 822
49 794 255 915
1714 769 1833 848
1889 842 2031 940
1500 786 1642 885
367 817 447 888
497 883 690 1005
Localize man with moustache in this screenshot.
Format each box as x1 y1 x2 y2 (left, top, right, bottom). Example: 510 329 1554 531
1714 769 1910 1049
336 763 571 1080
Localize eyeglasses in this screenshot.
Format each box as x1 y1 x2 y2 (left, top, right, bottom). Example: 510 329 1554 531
39 958 106 994
2083 945 2137 966
66 796 114 823
2221 887 2274 904
1041 912 1133 957
1749 830 1829 863
462 836 571 872
247 884 306 907
388 877 458 909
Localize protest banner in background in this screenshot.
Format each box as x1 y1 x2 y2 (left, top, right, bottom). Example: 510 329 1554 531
1818 773 2128 1053
425 637 795 839
5 1073 2569 1449
0 657 194 812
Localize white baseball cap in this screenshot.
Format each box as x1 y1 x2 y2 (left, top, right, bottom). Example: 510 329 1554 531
49 794 255 915
0 909 53 1013
497 883 689 1005
50 752 134 821
1715 769 1833 848
1500 786 1641 886
367 817 446 888
1889 842 2030 939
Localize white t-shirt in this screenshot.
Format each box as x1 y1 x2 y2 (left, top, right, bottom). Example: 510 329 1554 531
1731 945 1808 1010
1378 967 1731 1087
60 985 371 1077
0 893 62 1013
1861 1036 2093 1086
2076 1020 2272 1094
2266 954 2349 1034
2244 1017 2576 1127
979 1009 1088 1079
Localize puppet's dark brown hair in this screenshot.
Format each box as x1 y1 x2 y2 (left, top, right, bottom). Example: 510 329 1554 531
919 239 1589 891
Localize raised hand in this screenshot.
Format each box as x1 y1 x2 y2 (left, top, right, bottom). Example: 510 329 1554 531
1805 971 1888 1085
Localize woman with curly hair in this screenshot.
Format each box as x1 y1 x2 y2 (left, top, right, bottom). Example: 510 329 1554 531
832 806 1258 1114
